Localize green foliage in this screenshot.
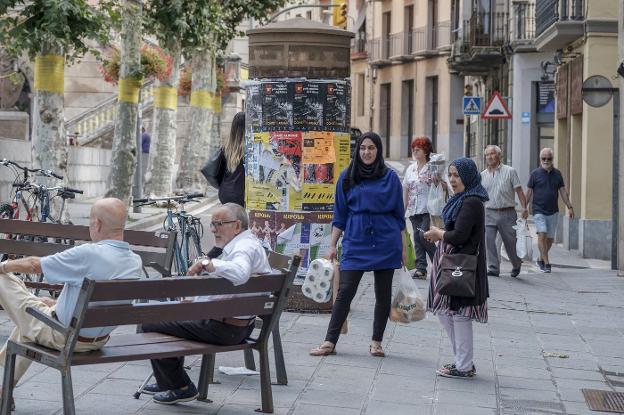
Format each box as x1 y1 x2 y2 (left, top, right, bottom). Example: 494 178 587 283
0 0 113 61
144 0 289 54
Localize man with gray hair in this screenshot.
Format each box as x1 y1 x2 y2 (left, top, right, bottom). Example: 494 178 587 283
481 145 528 278
526 148 573 273
142 203 272 405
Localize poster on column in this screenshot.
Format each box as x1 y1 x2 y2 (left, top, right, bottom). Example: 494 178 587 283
293 81 324 131
249 210 276 250
323 81 348 132
262 81 293 131
247 82 263 132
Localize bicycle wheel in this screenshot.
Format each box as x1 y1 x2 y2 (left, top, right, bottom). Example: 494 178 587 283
185 226 203 270
0 202 15 262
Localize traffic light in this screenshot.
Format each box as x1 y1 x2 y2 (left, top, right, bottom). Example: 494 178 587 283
332 2 347 29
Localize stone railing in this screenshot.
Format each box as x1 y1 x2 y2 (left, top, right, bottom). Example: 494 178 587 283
66 81 155 146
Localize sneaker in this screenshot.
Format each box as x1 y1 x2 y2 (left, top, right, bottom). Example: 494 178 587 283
510 268 521 278
536 260 545 271
486 271 499 277
153 383 198 405
543 263 552 273
442 363 476 374
141 383 165 395
436 366 476 379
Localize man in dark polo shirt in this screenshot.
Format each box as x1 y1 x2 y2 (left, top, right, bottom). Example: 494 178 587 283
526 148 574 273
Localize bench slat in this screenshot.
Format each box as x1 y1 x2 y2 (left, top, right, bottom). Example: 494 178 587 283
89 274 285 301
0 219 172 248
20 335 253 366
82 296 276 328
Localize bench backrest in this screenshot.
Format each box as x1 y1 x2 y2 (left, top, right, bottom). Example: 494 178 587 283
0 219 176 277
57 255 301 363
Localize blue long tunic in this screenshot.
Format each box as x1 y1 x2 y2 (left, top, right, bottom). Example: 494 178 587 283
333 168 406 271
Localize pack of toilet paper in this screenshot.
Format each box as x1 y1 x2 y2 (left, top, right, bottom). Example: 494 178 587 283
302 258 334 303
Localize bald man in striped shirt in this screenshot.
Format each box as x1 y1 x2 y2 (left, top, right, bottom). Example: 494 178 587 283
481 145 528 278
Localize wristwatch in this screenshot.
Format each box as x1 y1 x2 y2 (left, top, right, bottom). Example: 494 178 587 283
201 259 211 271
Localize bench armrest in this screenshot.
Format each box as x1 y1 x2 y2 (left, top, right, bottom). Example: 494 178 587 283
25 307 69 337
148 263 171 278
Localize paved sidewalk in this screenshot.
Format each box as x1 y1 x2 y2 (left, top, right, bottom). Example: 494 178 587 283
1 242 623 414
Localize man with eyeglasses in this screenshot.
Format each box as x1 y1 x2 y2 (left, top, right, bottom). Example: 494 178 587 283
141 203 271 405
526 148 574 273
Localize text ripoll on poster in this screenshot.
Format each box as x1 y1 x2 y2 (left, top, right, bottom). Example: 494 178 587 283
482 91 512 119
244 79 351 282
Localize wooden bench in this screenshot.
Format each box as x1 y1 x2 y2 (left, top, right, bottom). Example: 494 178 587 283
0 255 300 415
0 219 177 293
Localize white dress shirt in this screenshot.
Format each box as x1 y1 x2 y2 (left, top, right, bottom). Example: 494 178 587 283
198 230 272 318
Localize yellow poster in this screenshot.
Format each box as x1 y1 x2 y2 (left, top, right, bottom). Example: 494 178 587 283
246 180 283 210
302 132 336 164
254 132 270 149
302 183 335 211
334 132 351 176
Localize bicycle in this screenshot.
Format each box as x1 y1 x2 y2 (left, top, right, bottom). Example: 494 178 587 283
133 192 205 275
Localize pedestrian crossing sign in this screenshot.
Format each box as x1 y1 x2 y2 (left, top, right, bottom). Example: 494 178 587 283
463 96 482 115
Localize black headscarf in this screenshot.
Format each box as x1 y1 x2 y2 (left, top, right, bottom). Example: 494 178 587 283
343 132 388 194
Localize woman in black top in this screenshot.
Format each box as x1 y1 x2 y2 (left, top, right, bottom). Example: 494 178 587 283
219 112 245 206
424 157 489 379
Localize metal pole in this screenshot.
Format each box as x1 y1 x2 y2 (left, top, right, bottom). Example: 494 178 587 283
619 1 624 275
132 88 143 213
613 92 619 270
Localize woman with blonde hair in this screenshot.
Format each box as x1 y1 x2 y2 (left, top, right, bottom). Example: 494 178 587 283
219 112 246 206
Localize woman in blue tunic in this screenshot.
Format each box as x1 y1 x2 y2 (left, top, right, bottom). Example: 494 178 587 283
310 132 406 358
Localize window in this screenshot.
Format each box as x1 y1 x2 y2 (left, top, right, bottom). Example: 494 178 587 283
357 73 365 116
405 5 414 53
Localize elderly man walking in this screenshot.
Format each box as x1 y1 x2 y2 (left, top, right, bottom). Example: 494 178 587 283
481 145 528 278
526 148 574 273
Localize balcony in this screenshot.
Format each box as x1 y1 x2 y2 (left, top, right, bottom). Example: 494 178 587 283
447 12 509 76
411 21 452 57
510 2 536 51
351 38 368 60
368 37 392 67
534 0 584 51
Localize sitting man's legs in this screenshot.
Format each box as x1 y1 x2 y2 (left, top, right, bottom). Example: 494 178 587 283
142 319 253 404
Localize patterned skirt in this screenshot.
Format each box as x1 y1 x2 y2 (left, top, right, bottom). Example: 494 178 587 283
427 240 488 323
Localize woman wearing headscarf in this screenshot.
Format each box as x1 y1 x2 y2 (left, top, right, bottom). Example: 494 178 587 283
424 158 489 379
310 132 406 358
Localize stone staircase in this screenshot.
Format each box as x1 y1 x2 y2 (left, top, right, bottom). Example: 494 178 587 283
66 81 155 146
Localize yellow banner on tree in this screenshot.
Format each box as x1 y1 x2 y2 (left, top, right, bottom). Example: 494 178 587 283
212 94 222 113
154 87 178 110
34 55 64 94
190 90 217 110
118 77 142 104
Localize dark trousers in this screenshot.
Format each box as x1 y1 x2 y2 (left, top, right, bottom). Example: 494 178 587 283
325 269 394 344
142 320 254 390
409 214 436 271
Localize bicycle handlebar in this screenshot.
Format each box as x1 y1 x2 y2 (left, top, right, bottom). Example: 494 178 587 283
133 193 204 205
1 159 64 180
38 170 63 180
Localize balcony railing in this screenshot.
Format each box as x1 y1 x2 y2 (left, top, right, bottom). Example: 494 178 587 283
412 21 452 54
511 2 535 41
536 0 584 37
351 38 368 58
462 12 508 47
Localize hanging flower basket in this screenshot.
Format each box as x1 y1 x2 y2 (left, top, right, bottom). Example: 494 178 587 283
99 44 173 84
177 66 227 97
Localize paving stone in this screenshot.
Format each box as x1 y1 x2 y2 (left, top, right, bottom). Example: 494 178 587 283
494 365 552 380
364 400 432 415
434 389 496 408
550 367 606 382
297 388 366 409
496 376 556 391
433 403 497 415
291 403 361 415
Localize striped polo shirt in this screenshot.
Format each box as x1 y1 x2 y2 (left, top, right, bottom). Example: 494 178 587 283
480 163 521 209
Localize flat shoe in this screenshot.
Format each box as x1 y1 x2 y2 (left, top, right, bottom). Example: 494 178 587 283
369 344 385 357
309 343 336 356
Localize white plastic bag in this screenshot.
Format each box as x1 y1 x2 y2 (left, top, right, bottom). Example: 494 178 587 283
513 218 533 261
390 268 426 323
426 183 445 216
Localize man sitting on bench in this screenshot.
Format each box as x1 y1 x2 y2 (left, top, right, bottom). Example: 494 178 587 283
142 202 272 405
0 198 143 390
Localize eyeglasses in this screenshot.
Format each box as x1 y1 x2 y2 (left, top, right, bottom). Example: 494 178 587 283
541 157 553 161
210 220 237 229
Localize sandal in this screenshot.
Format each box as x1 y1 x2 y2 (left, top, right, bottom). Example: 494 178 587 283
369 343 385 357
436 365 476 379
309 342 336 356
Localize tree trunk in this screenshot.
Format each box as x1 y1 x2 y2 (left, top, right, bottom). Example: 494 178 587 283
145 40 181 197
32 42 68 221
105 0 142 204
175 48 216 192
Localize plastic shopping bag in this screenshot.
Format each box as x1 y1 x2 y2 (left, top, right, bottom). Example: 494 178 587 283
390 268 426 323
426 183 445 216
404 230 417 270
513 218 533 261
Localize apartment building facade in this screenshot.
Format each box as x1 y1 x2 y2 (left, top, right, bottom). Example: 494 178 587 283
533 0 618 260
350 0 464 161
